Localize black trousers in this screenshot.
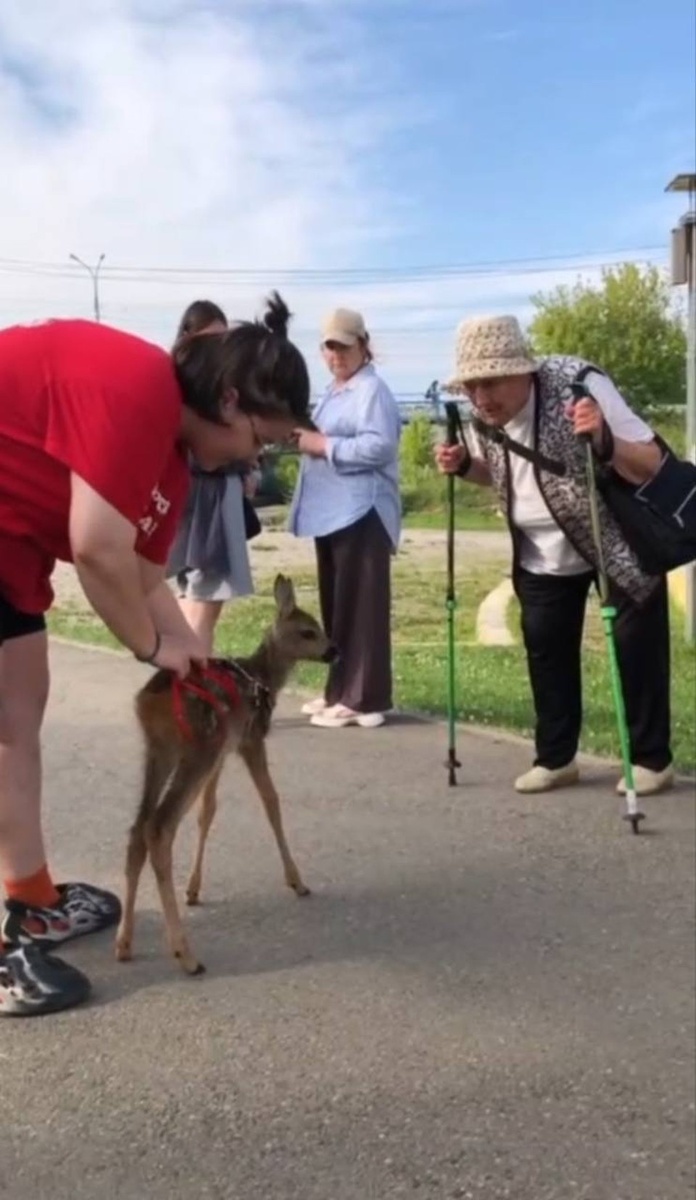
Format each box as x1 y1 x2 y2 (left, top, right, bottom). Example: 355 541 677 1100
515 568 672 771
315 509 392 713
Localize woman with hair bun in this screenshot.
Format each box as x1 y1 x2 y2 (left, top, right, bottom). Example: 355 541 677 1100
0 291 310 1017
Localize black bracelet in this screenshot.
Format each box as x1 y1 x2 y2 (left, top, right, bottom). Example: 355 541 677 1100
134 631 161 665
455 444 473 478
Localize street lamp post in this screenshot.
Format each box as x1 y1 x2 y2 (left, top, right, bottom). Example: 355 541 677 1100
666 173 696 643
69 252 106 322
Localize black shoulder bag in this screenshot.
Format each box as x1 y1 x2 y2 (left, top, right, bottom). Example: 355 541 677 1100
571 368 696 576
469 368 696 576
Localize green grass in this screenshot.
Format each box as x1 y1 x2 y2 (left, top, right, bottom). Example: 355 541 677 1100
401 508 504 531
260 505 502 533
400 471 504 531
48 561 696 775
259 490 503 535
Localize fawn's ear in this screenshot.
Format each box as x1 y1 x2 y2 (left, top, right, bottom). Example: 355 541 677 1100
274 574 296 616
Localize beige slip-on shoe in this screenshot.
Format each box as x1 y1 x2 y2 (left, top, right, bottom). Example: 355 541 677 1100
616 765 675 796
514 761 580 794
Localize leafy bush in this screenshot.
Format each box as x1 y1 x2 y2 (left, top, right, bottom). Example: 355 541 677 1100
648 409 687 457
274 452 300 500
400 415 436 476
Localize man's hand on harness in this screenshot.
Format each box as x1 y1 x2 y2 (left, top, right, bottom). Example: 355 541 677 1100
155 633 208 679
137 630 208 678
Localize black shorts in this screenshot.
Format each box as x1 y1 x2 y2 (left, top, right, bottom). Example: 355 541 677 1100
0 592 46 645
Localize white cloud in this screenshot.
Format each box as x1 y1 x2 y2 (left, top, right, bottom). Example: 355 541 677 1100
0 0 409 265
0 0 673 395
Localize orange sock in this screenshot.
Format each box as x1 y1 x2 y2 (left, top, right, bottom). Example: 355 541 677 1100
4 864 60 910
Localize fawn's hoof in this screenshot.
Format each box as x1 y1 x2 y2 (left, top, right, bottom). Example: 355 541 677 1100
175 950 206 976
115 940 132 962
292 881 312 898
185 892 200 907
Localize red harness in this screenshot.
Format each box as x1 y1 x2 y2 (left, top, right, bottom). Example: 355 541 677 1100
171 661 242 742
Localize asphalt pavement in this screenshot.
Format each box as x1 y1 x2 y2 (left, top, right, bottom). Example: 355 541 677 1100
2 642 694 1200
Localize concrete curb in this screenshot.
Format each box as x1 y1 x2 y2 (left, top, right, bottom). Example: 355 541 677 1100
475 577 515 646
668 566 687 611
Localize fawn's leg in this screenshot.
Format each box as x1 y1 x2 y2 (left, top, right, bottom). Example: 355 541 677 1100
114 823 148 962
240 739 310 897
115 740 175 962
148 752 219 975
186 758 224 906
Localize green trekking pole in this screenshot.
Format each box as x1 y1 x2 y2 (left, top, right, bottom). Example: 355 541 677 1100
571 382 646 835
444 402 462 786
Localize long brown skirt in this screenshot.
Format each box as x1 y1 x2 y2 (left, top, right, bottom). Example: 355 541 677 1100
314 508 393 713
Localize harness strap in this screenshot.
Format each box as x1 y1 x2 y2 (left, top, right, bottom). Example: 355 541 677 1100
171 662 242 742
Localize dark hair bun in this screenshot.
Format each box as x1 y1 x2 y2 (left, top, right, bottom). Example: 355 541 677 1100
262 290 292 339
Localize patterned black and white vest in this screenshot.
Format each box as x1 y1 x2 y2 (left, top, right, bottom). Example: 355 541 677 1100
473 356 661 604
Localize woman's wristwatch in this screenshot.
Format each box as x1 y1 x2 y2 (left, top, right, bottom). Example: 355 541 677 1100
134 631 162 665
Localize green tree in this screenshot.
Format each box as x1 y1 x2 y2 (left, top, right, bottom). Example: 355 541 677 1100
528 263 686 413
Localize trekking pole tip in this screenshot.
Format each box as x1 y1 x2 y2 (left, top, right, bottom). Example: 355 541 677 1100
622 810 647 834
445 752 461 785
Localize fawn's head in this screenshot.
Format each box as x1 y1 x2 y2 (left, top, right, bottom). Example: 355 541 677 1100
270 574 338 665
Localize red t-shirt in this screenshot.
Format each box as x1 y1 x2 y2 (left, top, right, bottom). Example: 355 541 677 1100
0 318 190 614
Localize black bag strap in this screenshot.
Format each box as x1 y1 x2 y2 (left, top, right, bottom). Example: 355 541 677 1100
470 365 617 479
443 397 564 474
471 417 568 478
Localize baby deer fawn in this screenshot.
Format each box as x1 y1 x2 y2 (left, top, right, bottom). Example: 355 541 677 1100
115 574 337 976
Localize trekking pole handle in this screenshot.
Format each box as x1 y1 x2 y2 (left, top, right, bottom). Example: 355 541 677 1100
445 401 460 448
571 381 615 461
570 381 593 443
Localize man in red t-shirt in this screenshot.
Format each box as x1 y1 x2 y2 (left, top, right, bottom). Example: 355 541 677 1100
0 302 310 1016
0 319 192 618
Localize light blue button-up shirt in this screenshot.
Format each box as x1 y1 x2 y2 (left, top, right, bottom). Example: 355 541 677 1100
288 363 402 549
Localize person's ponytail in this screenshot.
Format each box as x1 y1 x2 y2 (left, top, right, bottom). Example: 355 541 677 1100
174 290 311 427
261 290 292 339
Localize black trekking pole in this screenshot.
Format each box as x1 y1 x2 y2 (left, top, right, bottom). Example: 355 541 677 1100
443 401 463 786
571 381 646 835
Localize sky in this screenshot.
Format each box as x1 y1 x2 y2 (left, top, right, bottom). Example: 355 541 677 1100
0 0 694 395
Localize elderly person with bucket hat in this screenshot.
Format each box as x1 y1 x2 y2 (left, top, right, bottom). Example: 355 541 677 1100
435 314 674 797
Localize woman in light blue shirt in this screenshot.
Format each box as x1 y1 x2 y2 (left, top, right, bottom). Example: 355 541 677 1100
289 308 401 728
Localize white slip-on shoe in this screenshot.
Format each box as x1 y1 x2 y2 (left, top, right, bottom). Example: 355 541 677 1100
310 705 386 730
514 761 580 794
616 765 675 796
301 697 329 716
